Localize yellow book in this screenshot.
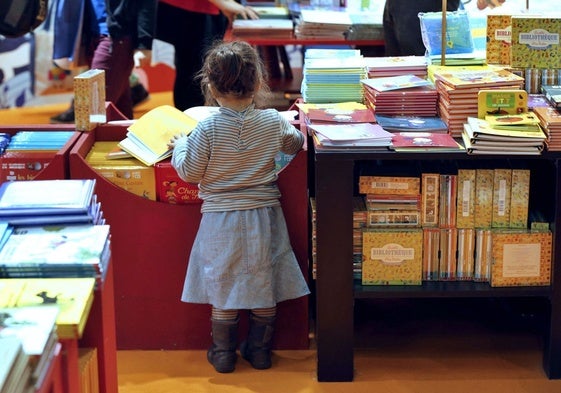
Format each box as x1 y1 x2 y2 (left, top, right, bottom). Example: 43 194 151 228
491 230 552 287
119 105 198 166
511 16 561 69
358 176 420 195
475 169 494 228
492 168 512 228
486 14 513 66
0 278 96 339
510 169 530 229
421 173 439 227
456 169 476 228
362 229 423 285
74 69 106 132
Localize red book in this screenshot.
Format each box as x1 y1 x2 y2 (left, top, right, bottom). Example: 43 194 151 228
390 132 464 152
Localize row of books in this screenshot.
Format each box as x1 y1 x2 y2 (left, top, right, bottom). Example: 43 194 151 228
358 169 533 230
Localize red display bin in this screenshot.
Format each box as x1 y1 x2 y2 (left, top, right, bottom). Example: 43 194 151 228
69 122 309 350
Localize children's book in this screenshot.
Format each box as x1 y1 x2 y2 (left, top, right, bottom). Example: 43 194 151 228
484 112 541 132
309 122 393 144
390 132 464 152
119 105 198 166
360 74 432 92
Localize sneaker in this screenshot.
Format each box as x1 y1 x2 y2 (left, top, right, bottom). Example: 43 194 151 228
50 105 75 124
131 83 149 107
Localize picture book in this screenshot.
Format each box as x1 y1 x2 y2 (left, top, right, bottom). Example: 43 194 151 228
390 132 463 152
432 67 524 89
484 112 541 132
360 74 432 92
477 89 528 118
0 277 95 339
362 229 423 285
486 13 513 65
0 336 28 393
510 16 561 68
0 179 96 217
541 85 561 108
491 230 552 287
119 105 198 166
465 117 547 140
309 122 393 144
375 115 447 133
74 69 106 131
305 107 376 124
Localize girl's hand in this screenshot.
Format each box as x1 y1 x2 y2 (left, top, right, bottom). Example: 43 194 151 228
168 133 185 149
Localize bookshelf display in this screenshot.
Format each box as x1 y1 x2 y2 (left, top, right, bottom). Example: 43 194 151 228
310 140 561 382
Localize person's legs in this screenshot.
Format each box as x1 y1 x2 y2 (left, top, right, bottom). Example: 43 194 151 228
241 306 277 370
208 307 239 373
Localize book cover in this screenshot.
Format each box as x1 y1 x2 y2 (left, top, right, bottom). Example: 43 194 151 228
305 107 376 123
0 277 95 339
510 16 561 68
0 305 59 356
375 115 447 133
486 14 513 65
74 69 106 131
432 67 524 89
456 228 475 280
466 116 547 140
154 160 202 204
390 132 464 152
359 176 420 195
509 169 530 229
421 173 439 227
492 168 512 228
309 122 392 144
491 230 552 287
0 179 96 217
475 169 494 228
360 74 432 92
119 105 199 166
477 89 527 118
484 112 541 132
0 224 110 273
362 229 423 285
0 336 26 393
456 169 476 228
541 85 561 108
422 228 440 280
474 228 492 282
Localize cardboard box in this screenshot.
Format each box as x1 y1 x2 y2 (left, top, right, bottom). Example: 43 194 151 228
456 169 476 228
154 160 202 204
362 229 423 285
359 176 420 195
491 230 552 287
74 69 107 131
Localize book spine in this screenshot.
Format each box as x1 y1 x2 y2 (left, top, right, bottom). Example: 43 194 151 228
509 169 530 229
439 228 457 281
474 229 492 282
456 169 476 228
367 210 421 227
422 228 440 281
492 168 512 228
456 228 475 281
438 174 457 228
421 173 439 227
475 169 494 228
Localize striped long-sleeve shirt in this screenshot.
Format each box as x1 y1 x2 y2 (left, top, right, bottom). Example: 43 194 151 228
171 105 304 213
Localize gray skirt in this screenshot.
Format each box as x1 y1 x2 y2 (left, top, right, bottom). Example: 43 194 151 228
181 205 310 309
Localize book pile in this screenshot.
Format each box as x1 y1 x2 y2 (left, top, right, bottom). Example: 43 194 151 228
361 74 438 116
462 116 547 155
389 132 464 153
0 224 111 285
429 65 525 137
0 179 102 226
541 85 561 109
0 131 77 183
296 100 376 124
364 55 428 79
308 122 392 149
301 50 367 104
294 8 351 39
0 305 59 391
532 107 561 151
375 114 448 133
231 18 293 39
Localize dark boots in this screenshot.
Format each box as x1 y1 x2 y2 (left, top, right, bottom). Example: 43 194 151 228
207 318 239 373
240 313 276 370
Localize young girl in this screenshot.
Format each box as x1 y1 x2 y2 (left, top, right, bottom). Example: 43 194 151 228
168 40 310 373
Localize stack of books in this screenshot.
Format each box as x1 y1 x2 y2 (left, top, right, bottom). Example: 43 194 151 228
375 114 448 133
294 8 351 39
301 51 367 104
364 55 428 79
429 65 525 137
532 107 561 151
308 122 392 149
361 74 438 116
0 336 31 393
462 116 547 155
0 179 102 226
231 18 293 39
0 305 59 391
